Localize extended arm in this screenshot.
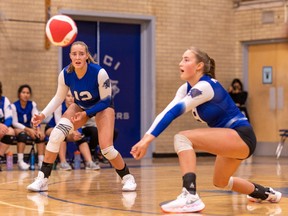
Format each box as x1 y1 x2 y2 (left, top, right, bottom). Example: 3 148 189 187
146 81 214 137
131 81 214 159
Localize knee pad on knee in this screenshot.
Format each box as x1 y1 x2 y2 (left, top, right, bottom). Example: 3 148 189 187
214 177 234 190
34 137 44 144
55 118 74 136
174 134 193 154
75 137 88 146
101 146 119 160
46 118 74 153
1 135 17 145
17 132 33 144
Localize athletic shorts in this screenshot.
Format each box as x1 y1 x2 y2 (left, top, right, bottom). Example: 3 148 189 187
234 126 257 158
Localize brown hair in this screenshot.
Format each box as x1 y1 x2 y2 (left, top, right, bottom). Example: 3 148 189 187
67 41 97 73
188 46 216 78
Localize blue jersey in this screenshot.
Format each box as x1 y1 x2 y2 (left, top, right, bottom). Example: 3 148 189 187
147 75 250 137
12 100 39 129
0 96 13 126
63 63 111 117
41 63 112 119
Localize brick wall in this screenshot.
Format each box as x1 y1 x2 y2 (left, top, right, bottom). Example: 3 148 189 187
0 0 287 154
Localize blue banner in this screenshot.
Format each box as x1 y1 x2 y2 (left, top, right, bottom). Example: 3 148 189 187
62 21 141 157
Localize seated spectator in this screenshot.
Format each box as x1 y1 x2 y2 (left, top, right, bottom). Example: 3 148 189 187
0 82 16 171
228 78 250 121
11 84 45 170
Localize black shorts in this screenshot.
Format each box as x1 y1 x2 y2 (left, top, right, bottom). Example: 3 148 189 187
234 126 257 158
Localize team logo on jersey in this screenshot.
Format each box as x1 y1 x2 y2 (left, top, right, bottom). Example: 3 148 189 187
111 79 120 99
188 88 202 98
103 79 111 89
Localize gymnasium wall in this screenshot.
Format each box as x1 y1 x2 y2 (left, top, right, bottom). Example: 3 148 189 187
0 0 287 155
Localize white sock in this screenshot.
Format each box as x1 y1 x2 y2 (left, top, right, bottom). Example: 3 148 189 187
38 155 44 163
17 153 24 162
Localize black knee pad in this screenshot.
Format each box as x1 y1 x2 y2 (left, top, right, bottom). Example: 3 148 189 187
75 136 89 146
1 135 17 145
17 132 33 145
34 137 44 144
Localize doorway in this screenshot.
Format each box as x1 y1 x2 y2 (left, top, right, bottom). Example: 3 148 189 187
60 11 155 157
247 42 288 146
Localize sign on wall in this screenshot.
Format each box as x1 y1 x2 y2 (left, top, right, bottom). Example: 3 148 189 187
262 66 273 84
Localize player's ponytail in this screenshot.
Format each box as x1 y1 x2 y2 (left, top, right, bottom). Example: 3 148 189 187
87 52 97 64
208 57 216 79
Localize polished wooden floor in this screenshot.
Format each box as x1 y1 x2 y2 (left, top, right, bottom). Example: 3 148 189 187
0 156 287 216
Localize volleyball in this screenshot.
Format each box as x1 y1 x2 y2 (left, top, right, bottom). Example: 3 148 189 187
45 15 78 47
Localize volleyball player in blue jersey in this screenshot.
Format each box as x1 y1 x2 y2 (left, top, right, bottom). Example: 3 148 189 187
131 47 281 213
27 41 136 192
11 84 46 170
0 82 16 171
45 91 100 170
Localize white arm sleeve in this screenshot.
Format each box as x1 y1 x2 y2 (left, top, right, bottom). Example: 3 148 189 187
11 104 25 130
182 81 214 112
98 68 112 99
53 105 62 124
41 70 69 118
4 97 12 121
31 101 39 116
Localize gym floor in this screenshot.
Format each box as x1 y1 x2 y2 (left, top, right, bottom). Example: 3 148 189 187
0 156 287 215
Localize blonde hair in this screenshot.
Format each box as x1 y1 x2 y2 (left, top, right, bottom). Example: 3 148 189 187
67 41 97 73
188 46 216 78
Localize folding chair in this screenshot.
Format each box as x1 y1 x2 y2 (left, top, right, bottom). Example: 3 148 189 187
275 129 288 159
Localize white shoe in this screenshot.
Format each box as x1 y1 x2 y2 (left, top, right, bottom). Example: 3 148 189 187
59 162 72 171
247 187 282 203
85 161 100 170
160 188 205 213
122 174 137 191
122 192 137 209
18 161 30 171
27 172 48 192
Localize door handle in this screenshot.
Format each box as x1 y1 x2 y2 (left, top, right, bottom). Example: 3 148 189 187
269 87 276 110
277 86 283 110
